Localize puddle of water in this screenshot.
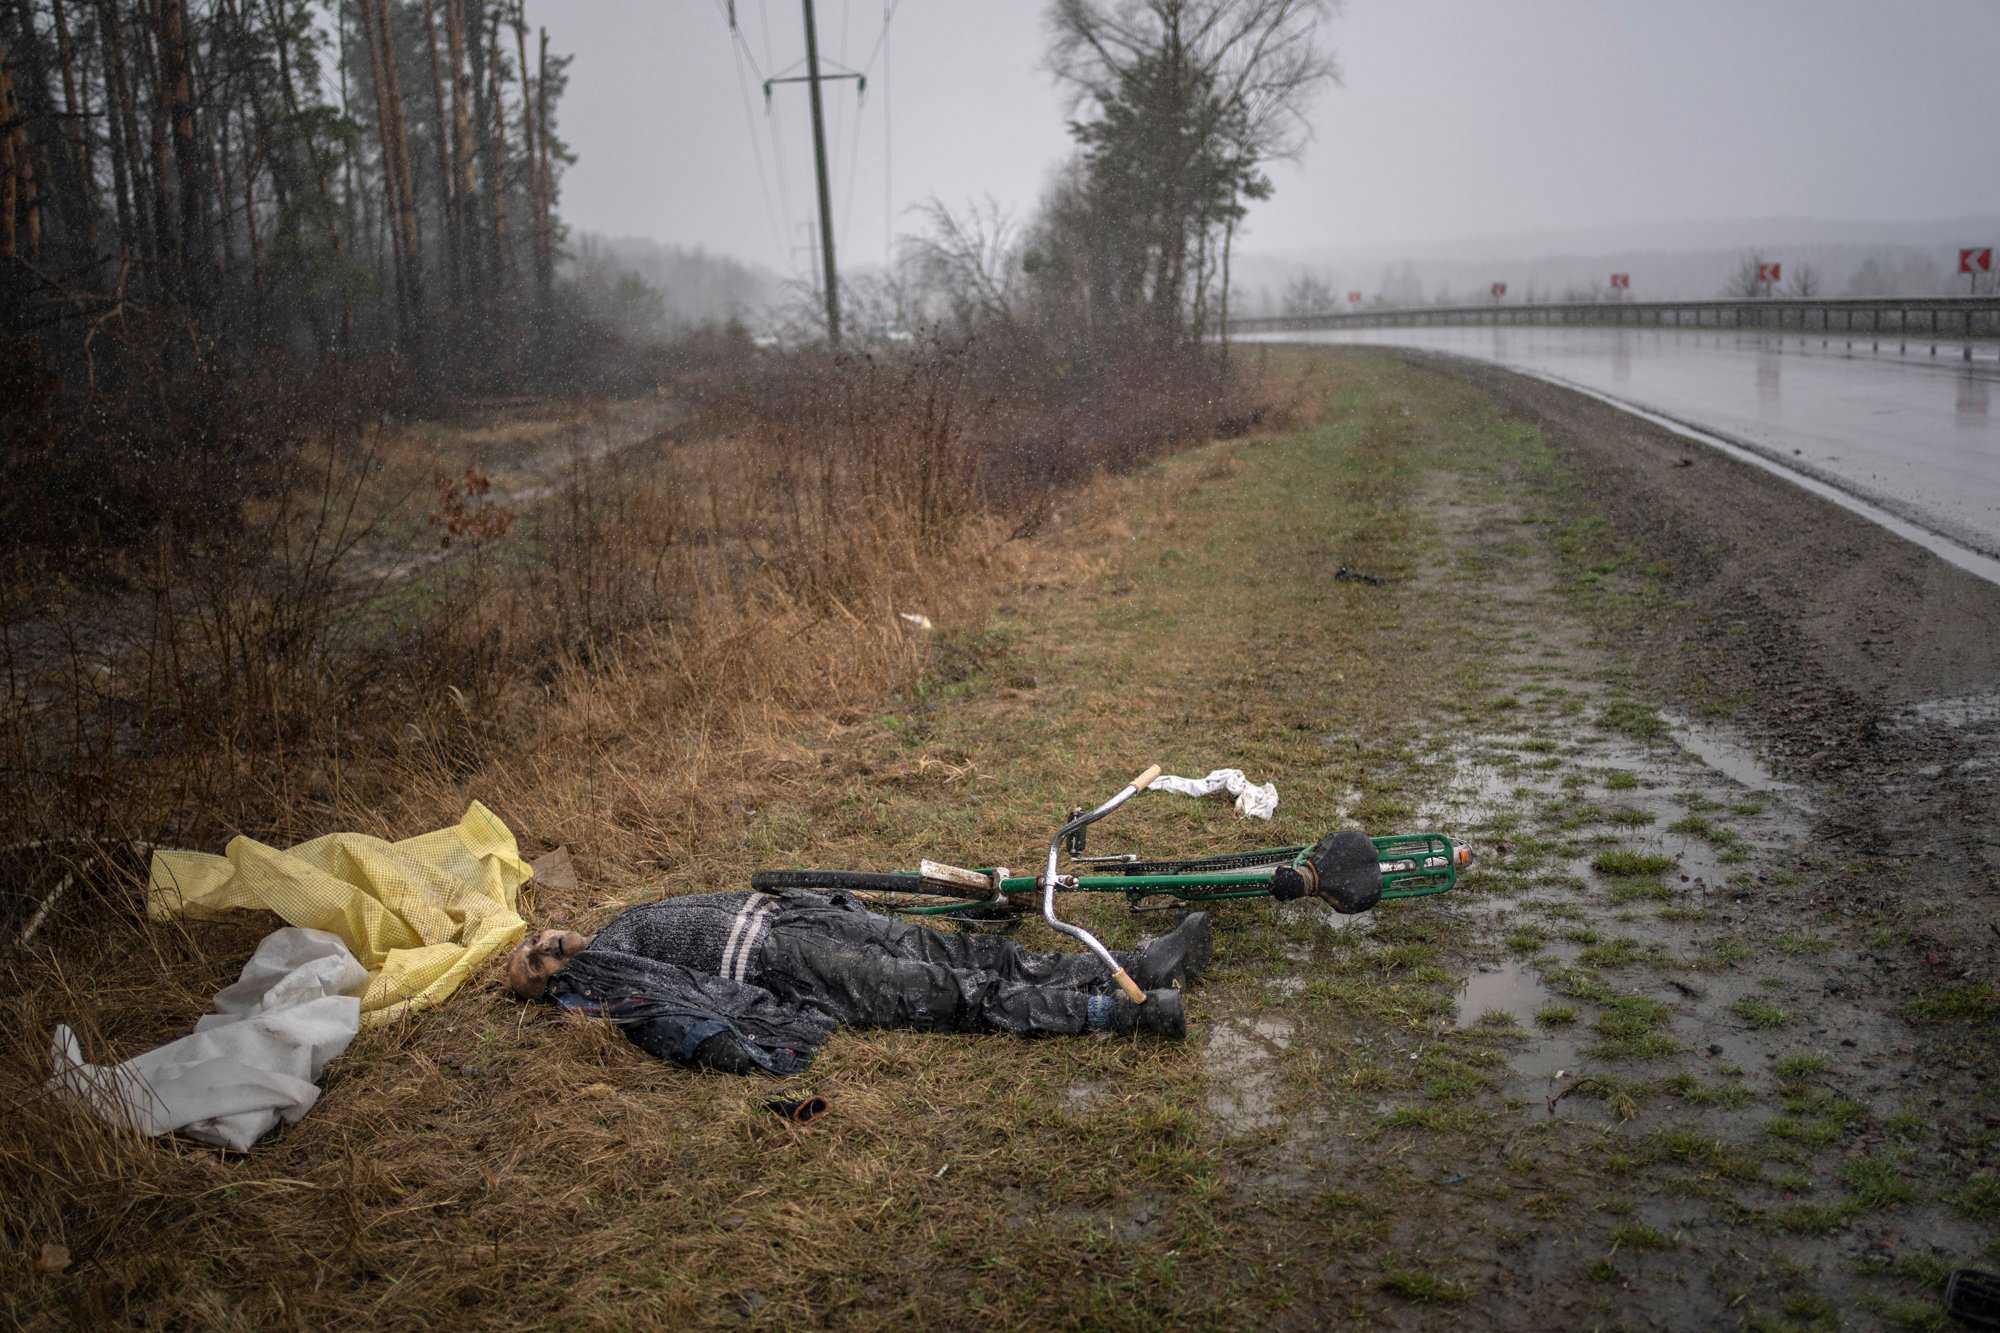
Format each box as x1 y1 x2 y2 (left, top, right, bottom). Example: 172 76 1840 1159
1891 690 2000 731
1455 960 1581 1080
1661 712 1797 795
1203 1014 1294 1132
1456 959 1550 1028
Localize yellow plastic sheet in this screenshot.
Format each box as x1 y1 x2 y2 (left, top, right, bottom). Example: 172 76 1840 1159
147 802 530 1027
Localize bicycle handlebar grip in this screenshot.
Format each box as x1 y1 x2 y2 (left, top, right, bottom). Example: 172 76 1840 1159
1111 967 1147 1003
1129 764 1162 793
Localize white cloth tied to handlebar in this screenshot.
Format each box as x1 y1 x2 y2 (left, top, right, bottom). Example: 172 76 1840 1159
1147 769 1279 820
48 927 365 1151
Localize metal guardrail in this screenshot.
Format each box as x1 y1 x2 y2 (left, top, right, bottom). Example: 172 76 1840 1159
1233 296 2000 340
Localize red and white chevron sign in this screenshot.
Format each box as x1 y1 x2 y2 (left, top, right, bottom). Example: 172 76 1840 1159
1962 248 1994 274
1609 273 1631 289
1347 291 1363 305
1756 262 1782 284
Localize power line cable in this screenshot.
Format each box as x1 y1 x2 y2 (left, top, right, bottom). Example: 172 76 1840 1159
882 0 891 268
855 0 901 80
716 1 788 266
748 0 809 279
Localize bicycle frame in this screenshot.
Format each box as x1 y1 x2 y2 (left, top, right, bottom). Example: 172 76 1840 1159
900 831 1465 915
881 763 1467 948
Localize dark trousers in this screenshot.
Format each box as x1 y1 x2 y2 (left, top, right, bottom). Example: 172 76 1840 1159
748 893 1132 1036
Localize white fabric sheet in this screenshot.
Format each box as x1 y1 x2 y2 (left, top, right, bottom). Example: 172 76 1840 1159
50 927 366 1151
1147 768 1280 820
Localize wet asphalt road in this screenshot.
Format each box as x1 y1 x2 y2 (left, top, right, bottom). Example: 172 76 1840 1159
1249 325 2000 581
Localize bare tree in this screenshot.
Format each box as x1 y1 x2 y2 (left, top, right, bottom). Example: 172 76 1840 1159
904 196 1024 336
1280 267 1337 317
1045 0 1340 344
1722 249 1775 299
1784 261 1821 299
1048 0 1341 163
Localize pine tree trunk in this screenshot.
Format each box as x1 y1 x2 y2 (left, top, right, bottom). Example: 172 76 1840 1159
98 5 134 255
1 27 32 262
192 23 234 276
1217 213 1233 373
358 0 408 328
105 1 151 262
421 0 458 307
482 7 511 293
511 9 541 306
532 24 552 309
263 0 348 346
373 0 424 331
443 0 478 300
157 0 212 308
47 0 97 261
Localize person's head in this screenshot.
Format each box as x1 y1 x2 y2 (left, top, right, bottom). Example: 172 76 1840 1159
506 928 594 1000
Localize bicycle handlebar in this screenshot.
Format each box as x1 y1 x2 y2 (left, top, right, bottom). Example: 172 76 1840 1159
1042 764 1161 1004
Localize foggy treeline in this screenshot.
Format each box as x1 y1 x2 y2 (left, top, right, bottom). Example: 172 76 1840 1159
1 0 572 358
0 0 589 555
1248 236 1997 317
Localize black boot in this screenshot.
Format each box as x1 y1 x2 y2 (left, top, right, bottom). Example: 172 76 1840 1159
1110 988 1187 1039
1129 911 1213 990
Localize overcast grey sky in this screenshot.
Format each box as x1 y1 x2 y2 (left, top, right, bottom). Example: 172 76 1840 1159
540 0 2000 281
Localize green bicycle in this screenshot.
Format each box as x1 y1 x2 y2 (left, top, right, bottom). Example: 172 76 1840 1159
752 764 1471 1003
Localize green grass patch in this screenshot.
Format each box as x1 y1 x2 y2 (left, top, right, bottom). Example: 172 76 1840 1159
1773 1052 1828 1080
1598 698 1668 740
1591 995 1680 1060
1905 985 1998 1024
1602 770 1639 791
1955 1173 2000 1221
1731 997 1792 1029
1610 1222 1673 1250
1535 1004 1577 1027
1576 938 1642 966
1771 1199 1862 1235
1607 877 1673 904
1377 1269 1468 1305
1840 1153 1918 1209
1766 1090 1868 1147
1591 849 1677 877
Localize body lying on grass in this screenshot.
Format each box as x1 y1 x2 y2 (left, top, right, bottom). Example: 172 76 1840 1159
506 888 1210 1073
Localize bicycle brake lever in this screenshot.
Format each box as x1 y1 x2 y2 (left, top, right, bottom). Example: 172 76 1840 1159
1064 807 1086 857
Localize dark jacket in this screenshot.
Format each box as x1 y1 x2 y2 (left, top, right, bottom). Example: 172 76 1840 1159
547 945 838 1076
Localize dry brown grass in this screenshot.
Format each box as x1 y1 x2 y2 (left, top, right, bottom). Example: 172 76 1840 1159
0 340 1280 1327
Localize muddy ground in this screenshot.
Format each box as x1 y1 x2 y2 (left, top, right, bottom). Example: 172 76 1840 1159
1284 349 2000 1327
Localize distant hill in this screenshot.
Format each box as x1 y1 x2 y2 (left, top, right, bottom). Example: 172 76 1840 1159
1230 216 2000 314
